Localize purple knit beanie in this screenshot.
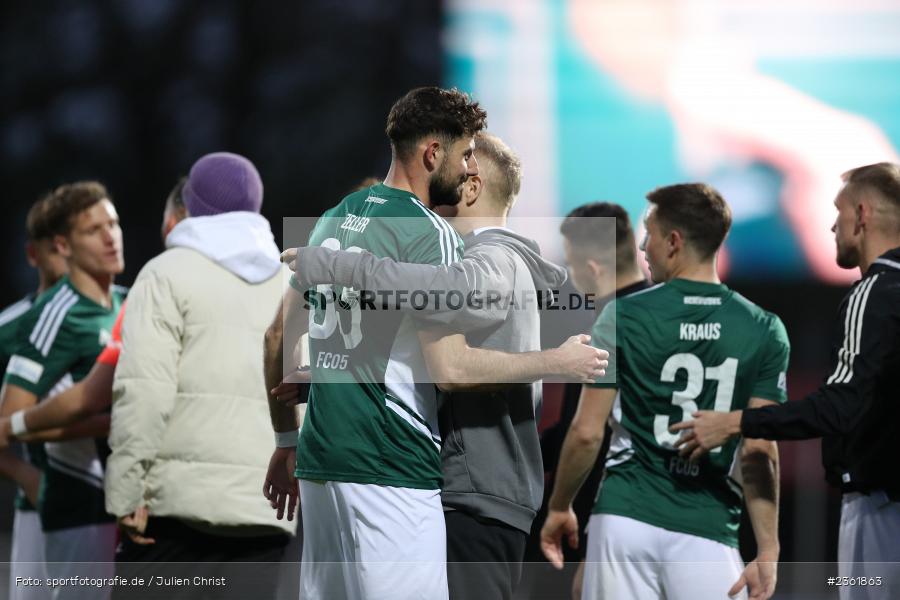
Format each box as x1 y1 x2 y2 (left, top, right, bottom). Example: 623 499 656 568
182 152 263 217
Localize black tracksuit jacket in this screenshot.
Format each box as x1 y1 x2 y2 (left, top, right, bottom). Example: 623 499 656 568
742 247 900 497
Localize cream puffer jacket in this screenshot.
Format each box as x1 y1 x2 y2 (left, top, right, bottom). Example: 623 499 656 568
105 213 297 535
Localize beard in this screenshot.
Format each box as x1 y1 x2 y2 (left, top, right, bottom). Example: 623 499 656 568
428 163 466 208
835 241 861 269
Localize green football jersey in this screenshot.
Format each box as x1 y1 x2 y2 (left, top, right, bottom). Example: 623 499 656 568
0 292 47 511
4 275 126 531
295 183 463 489
590 279 790 547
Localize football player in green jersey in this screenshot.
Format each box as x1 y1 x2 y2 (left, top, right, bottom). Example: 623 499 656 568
1 194 68 600
264 87 487 600
1 182 125 600
275 134 619 600
542 183 787 600
264 88 606 600
0 195 69 495
0 179 188 454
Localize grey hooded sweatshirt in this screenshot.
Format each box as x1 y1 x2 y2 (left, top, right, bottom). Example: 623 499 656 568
294 226 567 533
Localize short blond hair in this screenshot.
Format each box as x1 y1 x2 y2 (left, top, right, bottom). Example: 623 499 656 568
843 162 900 231
474 133 522 208
842 162 900 207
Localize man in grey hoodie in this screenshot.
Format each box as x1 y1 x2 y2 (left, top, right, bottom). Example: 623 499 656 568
285 133 570 599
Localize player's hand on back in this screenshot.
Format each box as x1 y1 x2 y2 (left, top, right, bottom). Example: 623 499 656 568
670 410 743 461
556 334 609 383
540 507 580 570
730 553 777 600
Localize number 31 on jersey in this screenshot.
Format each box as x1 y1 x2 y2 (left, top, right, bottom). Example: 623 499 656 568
654 352 738 454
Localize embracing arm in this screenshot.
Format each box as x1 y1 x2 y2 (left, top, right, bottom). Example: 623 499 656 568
2 361 116 442
417 329 607 392
27 362 114 430
289 245 481 300
0 382 38 417
16 414 111 443
285 245 521 329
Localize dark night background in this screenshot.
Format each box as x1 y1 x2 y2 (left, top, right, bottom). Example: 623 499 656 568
1 0 442 292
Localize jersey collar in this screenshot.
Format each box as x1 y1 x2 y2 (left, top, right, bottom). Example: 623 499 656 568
371 182 420 201
667 278 728 294
868 246 900 275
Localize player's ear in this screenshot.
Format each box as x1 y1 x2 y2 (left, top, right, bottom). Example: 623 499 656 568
667 229 682 257
855 198 871 233
586 258 605 280
54 234 72 259
463 175 482 206
423 139 441 173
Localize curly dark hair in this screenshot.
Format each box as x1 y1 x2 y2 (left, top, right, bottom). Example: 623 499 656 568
386 87 487 159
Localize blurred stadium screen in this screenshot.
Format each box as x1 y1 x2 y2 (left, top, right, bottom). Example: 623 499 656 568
446 0 900 283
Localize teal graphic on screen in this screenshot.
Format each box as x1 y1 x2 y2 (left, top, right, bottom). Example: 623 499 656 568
446 0 900 283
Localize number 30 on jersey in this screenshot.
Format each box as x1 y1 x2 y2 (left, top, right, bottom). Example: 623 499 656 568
308 237 364 350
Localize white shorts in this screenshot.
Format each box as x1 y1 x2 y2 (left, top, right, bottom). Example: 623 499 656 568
299 479 448 600
838 491 900 600
10 509 51 600
583 514 746 600
44 522 116 600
